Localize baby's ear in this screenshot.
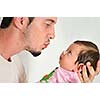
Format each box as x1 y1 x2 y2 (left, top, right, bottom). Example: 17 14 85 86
77 63 85 72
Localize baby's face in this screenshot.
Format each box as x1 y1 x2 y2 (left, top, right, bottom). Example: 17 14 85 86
59 43 85 72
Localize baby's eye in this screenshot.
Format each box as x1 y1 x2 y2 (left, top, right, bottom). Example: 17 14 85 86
68 51 71 53
67 50 72 55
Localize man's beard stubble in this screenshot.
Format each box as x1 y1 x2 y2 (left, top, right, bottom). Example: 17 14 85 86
30 51 41 57
25 43 41 57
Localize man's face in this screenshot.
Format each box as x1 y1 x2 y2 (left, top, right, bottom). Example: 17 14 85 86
24 17 57 57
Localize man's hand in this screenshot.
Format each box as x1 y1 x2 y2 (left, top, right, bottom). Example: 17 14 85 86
95 60 100 75
78 60 100 83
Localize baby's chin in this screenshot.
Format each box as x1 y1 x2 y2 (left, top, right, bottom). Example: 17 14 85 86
60 65 76 72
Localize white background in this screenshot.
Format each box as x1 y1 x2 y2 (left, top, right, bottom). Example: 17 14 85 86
18 17 100 83
0 0 100 100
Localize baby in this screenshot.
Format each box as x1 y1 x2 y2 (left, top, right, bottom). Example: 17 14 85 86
39 40 100 83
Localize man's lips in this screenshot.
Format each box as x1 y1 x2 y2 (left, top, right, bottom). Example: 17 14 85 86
43 43 50 49
45 43 50 48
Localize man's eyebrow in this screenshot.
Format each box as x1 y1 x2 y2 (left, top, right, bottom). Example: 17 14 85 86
46 19 56 23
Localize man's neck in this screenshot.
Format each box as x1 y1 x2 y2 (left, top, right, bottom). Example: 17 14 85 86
0 29 24 61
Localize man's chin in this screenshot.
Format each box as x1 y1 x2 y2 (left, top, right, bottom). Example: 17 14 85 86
30 51 41 57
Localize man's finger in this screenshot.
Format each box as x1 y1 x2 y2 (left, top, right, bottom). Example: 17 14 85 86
87 65 95 82
77 71 83 83
82 65 90 83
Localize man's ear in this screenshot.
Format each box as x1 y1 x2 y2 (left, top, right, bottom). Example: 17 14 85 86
13 17 28 30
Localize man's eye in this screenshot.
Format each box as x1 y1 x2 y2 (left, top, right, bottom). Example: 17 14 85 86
46 23 51 27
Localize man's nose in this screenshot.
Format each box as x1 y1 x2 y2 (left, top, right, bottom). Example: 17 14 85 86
48 28 55 39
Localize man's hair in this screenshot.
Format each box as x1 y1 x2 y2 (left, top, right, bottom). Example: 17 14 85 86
74 40 100 76
0 17 34 28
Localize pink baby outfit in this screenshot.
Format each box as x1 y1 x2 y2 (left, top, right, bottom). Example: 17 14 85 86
40 67 80 83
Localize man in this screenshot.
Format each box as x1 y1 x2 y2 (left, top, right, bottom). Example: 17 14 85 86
0 17 99 82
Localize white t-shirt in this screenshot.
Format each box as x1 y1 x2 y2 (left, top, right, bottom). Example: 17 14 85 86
0 54 26 83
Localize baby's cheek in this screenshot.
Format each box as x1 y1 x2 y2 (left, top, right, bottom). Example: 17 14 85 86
67 63 77 71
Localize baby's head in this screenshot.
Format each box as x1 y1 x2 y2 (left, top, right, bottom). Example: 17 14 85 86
59 40 100 76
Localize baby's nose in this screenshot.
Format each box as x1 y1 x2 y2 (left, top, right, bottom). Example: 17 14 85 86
62 51 66 55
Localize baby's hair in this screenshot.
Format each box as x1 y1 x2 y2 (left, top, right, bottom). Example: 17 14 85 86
74 40 100 76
